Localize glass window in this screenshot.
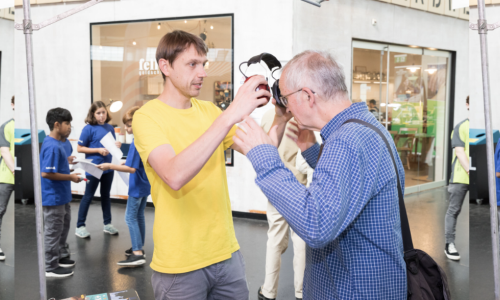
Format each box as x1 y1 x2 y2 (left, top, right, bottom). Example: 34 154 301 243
90 15 234 165
352 41 451 188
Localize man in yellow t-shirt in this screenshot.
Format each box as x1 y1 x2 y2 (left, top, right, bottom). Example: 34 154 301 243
133 30 274 300
0 96 15 261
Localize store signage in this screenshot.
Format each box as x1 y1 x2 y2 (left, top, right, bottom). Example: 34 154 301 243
139 58 161 76
395 55 407 63
375 0 469 20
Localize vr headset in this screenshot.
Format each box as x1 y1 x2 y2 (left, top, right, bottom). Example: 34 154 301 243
239 53 285 107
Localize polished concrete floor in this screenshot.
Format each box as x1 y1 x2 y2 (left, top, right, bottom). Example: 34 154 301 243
14 187 468 300
470 202 497 300
0 193 14 300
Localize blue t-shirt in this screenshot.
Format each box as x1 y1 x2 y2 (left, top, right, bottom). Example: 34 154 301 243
495 142 500 206
40 136 72 206
78 123 116 175
62 139 73 157
125 140 151 198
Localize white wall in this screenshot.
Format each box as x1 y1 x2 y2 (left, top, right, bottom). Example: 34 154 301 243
469 6 499 131
14 0 294 212
0 17 14 122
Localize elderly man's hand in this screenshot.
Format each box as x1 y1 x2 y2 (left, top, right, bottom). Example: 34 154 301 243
233 116 278 155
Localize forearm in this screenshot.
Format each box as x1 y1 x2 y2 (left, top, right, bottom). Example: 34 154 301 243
77 145 101 154
42 172 73 181
269 116 289 148
110 164 136 174
0 148 15 173
159 113 234 190
455 147 469 173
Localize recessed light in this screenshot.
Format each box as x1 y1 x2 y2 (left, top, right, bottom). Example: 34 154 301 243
210 25 213 30
133 41 136 45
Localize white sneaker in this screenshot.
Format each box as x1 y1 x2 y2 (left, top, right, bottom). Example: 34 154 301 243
103 224 119 235
0 248 5 261
75 226 90 238
444 243 460 260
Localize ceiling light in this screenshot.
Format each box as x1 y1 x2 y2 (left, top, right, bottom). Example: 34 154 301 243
428 48 437 50
210 25 213 30
406 64 420 72
184 20 187 23
108 100 123 113
409 45 419 48
132 40 136 46
157 23 161 30
425 68 437 74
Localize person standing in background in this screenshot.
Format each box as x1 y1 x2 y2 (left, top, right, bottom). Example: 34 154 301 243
258 108 306 300
445 96 469 261
0 96 15 261
76 101 121 238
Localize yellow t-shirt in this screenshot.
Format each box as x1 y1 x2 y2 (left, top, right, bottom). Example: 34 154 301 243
133 98 239 274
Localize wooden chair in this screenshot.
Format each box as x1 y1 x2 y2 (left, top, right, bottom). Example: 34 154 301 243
394 133 416 170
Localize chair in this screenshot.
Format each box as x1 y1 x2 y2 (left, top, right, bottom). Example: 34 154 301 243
394 133 416 170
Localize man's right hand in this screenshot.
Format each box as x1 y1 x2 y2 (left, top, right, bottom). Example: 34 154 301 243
286 121 317 152
70 173 83 183
98 148 110 156
224 75 271 124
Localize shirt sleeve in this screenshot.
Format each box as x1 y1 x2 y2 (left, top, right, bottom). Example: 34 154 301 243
496 143 500 173
133 111 170 168
301 143 321 169
0 121 12 148
41 148 61 174
78 125 91 147
125 142 141 170
247 138 381 249
451 125 465 149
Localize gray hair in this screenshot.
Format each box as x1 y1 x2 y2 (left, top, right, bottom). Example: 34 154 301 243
282 50 349 102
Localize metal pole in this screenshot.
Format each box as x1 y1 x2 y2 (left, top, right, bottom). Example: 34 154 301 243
21 1 47 299
477 0 500 298
379 49 383 123
385 47 390 130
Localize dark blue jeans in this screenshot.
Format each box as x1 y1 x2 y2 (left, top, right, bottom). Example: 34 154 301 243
77 172 114 228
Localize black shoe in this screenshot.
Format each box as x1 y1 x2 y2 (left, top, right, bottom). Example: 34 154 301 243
117 254 146 266
258 287 275 300
296 298 302 300
125 247 145 257
0 250 5 261
59 257 76 268
46 266 74 278
444 243 460 260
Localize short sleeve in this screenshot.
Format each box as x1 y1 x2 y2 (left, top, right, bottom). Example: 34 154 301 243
133 111 170 167
125 142 141 170
451 126 465 149
41 148 61 174
223 125 237 150
0 121 13 148
496 144 500 173
78 125 91 147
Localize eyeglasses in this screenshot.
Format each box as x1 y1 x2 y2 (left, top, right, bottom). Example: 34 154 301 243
279 88 316 107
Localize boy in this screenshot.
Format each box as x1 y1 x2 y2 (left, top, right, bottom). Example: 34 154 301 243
41 108 82 277
98 106 150 267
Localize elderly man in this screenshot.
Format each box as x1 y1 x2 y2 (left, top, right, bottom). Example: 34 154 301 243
233 51 407 299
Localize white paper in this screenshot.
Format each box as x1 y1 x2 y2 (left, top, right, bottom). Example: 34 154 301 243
112 156 130 187
100 132 123 159
452 0 468 9
73 159 103 179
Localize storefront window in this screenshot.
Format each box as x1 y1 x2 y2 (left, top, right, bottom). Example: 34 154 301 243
90 15 234 164
352 41 451 188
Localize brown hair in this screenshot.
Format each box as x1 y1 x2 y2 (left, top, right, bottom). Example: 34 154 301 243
466 96 469 105
85 101 112 125
11 96 14 105
156 30 208 80
122 106 140 125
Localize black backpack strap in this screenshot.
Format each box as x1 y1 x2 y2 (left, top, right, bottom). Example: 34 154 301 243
343 119 414 252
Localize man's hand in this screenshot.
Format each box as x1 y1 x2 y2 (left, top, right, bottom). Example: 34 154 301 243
70 173 83 183
286 121 317 152
97 163 111 171
98 148 110 156
232 116 278 155
272 98 293 123
68 156 76 164
115 141 122 149
224 76 271 124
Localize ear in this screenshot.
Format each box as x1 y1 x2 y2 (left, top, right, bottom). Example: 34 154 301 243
302 87 316 108
158 58 171 77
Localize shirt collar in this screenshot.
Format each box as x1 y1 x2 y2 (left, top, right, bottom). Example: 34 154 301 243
319 102 370 142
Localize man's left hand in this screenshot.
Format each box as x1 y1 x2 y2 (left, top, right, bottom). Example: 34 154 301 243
233 116 278 155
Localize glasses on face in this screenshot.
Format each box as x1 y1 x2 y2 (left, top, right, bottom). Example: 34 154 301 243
279 88 316 107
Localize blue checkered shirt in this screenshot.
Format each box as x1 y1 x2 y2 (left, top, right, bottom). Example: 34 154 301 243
247 102 407 299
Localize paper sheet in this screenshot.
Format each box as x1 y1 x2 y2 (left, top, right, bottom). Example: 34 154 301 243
112 156 130 187
100 132 123 159
73 158 103 179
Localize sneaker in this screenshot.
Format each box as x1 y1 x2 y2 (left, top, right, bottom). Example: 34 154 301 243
75 226 90 238
445 243 460 260
0 248 4 261
46 266 74 278
258 287 275 300
117 254 146 266
103 224 119 235
59 257 75 268
125 247 145 257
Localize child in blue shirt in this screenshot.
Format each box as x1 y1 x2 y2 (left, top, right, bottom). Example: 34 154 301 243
41 108 82 278
76 101 121 238
98 106 151 266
